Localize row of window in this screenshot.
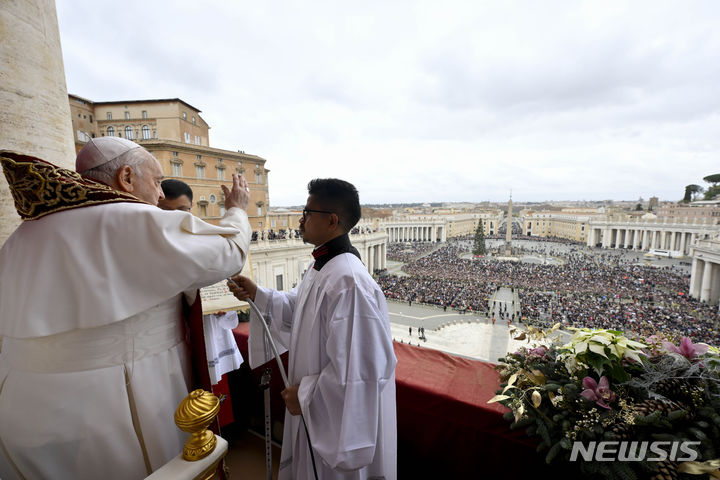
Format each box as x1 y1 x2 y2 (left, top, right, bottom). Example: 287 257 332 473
106 125 153 140
106 110 199 125
171 163 263 183
76 113 94 122
193 200 262 218
183 132 201 144
107 111 149 120
181 112 197 124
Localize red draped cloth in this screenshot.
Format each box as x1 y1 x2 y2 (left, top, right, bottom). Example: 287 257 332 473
231 324 571 476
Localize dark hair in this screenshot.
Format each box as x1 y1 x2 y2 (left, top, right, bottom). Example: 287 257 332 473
307 178 361 232
161 179 193 202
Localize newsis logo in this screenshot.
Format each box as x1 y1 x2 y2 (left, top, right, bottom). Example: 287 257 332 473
570 441 701 462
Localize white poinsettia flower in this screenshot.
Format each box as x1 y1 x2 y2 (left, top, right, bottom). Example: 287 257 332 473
624 349 644 364
574 341 589 353
588 343 608 357
591 335 612 345
621 338 647 349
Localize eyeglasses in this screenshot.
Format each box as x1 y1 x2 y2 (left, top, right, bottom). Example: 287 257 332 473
302 207 334 219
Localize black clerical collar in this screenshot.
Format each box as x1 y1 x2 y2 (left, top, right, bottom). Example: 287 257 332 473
311 234 361 271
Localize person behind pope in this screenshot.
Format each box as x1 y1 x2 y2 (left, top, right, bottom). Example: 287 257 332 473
159 178 194 212
157 177 244 388
0 137 251 480
227 178 397 479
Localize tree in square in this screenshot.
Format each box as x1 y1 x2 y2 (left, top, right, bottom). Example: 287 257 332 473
473 222 486 256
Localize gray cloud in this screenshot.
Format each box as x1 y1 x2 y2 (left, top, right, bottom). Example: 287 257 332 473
55 0 720 206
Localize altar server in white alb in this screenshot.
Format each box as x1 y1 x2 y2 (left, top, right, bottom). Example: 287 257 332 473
0 138 251 480
228 178 397 479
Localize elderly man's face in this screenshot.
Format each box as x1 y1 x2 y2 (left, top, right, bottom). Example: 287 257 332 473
133 152 165 205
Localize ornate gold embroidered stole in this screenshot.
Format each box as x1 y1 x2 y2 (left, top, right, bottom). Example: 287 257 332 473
1 151 146 220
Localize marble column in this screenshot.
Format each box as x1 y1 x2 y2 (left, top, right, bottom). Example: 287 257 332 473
711 263 720 305
1 0 76 247
680 232 687 255
690 258 701 298
701 260 713 302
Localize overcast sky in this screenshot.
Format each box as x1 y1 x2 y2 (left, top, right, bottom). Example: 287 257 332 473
56 1 720 207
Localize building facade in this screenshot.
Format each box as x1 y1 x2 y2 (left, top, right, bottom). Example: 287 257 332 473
380 211 503 242
586 217 719 256
522 211 598 242
267 209 302 233
656 201 720 224
68 95 270 230
520 208 720 256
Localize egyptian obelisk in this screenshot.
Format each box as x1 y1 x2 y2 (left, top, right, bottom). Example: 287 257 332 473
504 193 512 256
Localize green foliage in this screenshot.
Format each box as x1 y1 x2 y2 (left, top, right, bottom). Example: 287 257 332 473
472 222 486 255
555 328 646 383
489 328 720 480
704 184 720 201
703 173 720 185
683 184 703 203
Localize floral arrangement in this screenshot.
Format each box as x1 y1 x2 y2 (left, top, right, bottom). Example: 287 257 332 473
489 325 720 480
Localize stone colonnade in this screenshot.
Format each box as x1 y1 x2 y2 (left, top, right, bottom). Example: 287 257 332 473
690 240 720 305
586 221 718 256
355 231 388 273
383 223 446 243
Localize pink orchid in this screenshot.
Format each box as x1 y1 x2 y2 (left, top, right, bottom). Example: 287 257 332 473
662 337 709 360
581 376 616 409
529 346 548 357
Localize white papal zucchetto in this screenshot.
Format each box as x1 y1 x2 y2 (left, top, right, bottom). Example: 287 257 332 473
75 136 142 172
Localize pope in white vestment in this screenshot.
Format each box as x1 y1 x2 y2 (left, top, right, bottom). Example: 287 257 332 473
0 147 251 479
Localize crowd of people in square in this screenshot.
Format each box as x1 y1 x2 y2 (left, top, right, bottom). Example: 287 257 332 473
251 225 376 242
377 237 720 345
350 225 377 235
250 229 297 241
386 241 437 263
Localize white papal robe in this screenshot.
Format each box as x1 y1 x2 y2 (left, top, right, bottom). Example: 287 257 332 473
248 251 397 480
0 202 250 480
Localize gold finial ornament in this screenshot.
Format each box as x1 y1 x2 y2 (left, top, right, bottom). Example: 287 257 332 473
174 389 221 461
